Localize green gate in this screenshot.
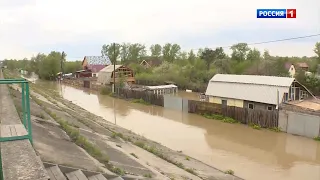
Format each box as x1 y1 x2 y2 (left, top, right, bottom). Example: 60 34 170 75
0 79 33 180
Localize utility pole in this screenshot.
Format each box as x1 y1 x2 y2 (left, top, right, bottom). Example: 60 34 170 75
113 43 116 93
61 51 65 77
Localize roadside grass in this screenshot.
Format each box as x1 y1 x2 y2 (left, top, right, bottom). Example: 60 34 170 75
202 113 238 124
249 123 261 130
131 98 151 105
313 136 320 141
130 153 139 159
224 169 235 175
268 127 281 132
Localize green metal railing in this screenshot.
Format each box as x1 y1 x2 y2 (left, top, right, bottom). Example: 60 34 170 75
0 79 33 144
0 78 33 180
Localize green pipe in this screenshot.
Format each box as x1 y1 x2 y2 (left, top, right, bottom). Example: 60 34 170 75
25 83 33 145
21 83 27 128
0 135 30 142
0 81 28 84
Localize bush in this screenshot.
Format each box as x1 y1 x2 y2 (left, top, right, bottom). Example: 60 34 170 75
100 86 111 95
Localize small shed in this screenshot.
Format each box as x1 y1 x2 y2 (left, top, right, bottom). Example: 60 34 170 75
97 65 135 85
145 84 178 95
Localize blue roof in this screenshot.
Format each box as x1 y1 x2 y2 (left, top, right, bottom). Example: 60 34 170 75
84 56 111 65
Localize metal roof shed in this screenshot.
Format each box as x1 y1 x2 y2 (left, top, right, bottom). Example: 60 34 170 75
205 74 313 106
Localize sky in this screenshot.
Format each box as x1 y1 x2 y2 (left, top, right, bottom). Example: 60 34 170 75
0 0 319 60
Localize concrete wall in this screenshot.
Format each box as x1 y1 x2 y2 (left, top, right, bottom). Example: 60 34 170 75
164 95 183 111
163 95 188 112
208 96 243 108
279 110 320 138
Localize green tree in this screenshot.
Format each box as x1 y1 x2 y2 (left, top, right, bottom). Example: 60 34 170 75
188 50 196 63
150 44 162 57
128 43 146 61
200 48 215 70
246 48 261 61
120 43 130 63
162 43 181 62
101 43 121 63
263 50 271 60
230 43 250 61
38 51 62 80
314 42 320 62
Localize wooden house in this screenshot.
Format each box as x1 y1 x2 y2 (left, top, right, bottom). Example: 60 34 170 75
97 65 135 85
82 56 111 77
140 58 162 68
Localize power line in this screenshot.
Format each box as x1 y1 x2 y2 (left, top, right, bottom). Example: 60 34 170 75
191 33 320 51
67 33 320 59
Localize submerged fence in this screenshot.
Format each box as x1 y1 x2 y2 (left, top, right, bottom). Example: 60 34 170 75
188 100 279 128
116 88 164 106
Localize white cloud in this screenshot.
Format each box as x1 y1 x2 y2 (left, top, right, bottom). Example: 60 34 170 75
0 0 319 59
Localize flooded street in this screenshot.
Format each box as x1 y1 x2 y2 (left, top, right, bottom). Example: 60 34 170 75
37 81 320 180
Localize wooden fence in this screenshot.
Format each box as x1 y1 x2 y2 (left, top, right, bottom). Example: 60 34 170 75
116 88 164 106
188 100 278 128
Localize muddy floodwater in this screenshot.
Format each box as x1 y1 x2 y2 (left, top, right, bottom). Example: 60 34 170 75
36 80 320 180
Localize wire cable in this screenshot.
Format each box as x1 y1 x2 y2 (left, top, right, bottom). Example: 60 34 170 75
68 33 320 59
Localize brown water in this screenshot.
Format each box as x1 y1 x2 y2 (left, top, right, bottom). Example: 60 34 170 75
38 81 320 180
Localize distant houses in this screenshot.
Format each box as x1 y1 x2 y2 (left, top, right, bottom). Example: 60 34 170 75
140 58 162 68
205 74 314 111
284 62 310 77
81 56 111 77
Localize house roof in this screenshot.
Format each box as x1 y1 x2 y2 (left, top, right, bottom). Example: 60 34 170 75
83 56 111 66
205 74 296 105
296 62 309 68
145 84 177 90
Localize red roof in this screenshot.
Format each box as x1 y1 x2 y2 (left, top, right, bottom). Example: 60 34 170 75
88 64 107 73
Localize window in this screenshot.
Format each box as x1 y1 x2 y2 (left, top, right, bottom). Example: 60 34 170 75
267 106 273 111
248 103 254 109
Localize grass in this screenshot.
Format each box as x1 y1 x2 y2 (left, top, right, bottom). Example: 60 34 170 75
185 156 190 161
224 169 234 175
268 127 281 132
35 113 46 119
249 123 261 130
130 153 139 159
100 86 111 95
313 136 320 141
202 113 239 124
131 98 151 105
143 173 152 178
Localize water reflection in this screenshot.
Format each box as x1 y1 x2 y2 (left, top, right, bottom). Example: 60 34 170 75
41 82 320 180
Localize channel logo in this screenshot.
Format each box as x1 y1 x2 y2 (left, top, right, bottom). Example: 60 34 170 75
257 9 296 18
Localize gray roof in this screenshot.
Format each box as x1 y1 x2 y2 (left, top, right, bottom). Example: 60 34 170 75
205 74 295 105
97 65 122 84
84 56 111 65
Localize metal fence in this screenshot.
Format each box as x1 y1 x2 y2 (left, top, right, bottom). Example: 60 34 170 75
279 110 320 138
0 78 33 180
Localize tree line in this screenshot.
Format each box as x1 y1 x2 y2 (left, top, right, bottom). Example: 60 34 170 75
3 52 82 80
3 42 320 94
